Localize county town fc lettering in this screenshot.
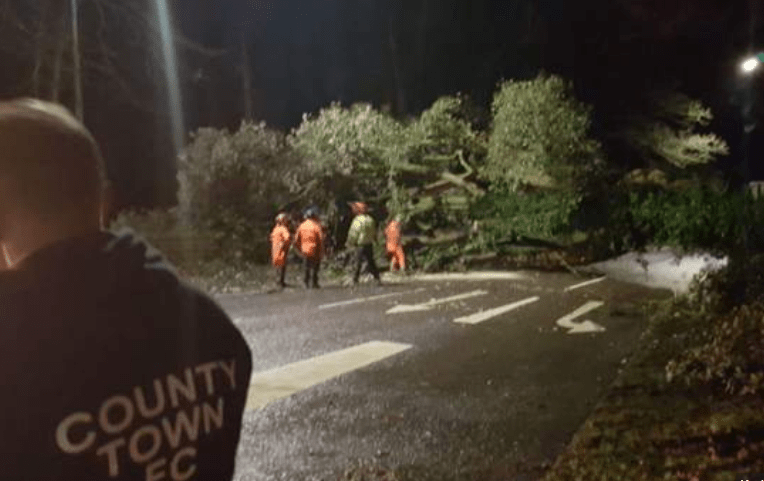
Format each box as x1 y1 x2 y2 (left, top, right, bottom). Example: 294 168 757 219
55 359 239 480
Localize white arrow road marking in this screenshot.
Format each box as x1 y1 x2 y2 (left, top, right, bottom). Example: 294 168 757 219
318 288 426 310
386 290 489 314
245 341 412 411
555 301 606 334
563 276 607 292
453 296 540 325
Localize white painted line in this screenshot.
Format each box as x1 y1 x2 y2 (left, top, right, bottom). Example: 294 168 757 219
386 290 489 314
318 288 426 310
402 272 527 282
245 341 412 411
555 301 606 334
453 296 540 325
563 276 607 292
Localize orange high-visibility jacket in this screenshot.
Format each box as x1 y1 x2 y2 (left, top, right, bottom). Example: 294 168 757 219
384 220 402 252
294 218 324 259
270 224 292 267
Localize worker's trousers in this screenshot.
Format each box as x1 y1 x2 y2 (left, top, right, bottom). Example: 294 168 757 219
353 244 380 283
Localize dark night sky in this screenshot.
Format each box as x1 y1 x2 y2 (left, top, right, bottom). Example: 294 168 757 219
172 0 758 136
1 0 761 208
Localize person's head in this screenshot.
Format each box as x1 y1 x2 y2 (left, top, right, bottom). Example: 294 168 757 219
304 207 319 220
0 99 109 265
275 212 289 226
350 202 367 215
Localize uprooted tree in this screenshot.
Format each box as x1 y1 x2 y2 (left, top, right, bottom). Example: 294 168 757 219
483 74 602 193
474 75 603 252
289 97 488 252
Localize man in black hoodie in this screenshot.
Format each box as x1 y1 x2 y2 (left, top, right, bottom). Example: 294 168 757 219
0 99 253 480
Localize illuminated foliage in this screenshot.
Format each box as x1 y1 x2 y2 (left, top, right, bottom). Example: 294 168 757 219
622 91 729 168
484 74 601 192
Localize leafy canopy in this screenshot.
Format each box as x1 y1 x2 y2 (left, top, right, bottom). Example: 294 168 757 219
290 102 405 178
622 91 729 168
484 74 600 191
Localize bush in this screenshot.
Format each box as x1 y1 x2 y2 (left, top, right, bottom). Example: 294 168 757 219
663 254 764 396
471 187 580 245
579 184 764 257
666 302 764 396
179 121 308 265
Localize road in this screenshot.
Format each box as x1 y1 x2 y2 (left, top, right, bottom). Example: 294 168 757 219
216 271 670 481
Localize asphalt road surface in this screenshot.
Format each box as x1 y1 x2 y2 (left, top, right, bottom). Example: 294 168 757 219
216 271 670 481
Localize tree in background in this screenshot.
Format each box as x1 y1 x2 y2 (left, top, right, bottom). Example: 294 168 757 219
619 90 729 170
483 74 601 193
178 120 306 264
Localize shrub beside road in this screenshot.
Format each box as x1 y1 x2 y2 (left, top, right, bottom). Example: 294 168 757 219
542 256 764 480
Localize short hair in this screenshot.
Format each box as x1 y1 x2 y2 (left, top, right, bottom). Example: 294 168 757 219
0 99 107 218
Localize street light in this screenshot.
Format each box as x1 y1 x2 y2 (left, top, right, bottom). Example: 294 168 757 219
742 53 764 73
738 52 764 253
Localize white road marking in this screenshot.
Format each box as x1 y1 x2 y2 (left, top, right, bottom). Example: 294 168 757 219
453 296 540 325
386 272 527 283
555 301 606 334
563 276 607 292
245 341 412 411
386 290 489 314
318 288 426 310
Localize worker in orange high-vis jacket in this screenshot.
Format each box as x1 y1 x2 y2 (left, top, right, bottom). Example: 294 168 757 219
384 214 406 273
270 212 292 289
294 207 324 288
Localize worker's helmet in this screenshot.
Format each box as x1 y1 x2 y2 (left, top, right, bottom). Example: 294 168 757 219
275 212 289 224
304 206 319 219
350 201 368 214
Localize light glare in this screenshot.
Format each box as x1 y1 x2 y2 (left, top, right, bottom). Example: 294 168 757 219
743 57 759 72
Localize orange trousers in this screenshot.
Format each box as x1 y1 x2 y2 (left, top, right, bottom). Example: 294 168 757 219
387 245 406 271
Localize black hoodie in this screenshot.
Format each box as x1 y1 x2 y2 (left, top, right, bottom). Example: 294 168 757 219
0 229 252 480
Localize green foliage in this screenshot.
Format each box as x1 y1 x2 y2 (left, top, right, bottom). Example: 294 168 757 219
290 102 405 198
666 301 764 396
393 95 488 230
650 252 764 395
179 121 308 264
471 187 580 244
484 74 601 191
404 95 487 171
622 91 729 168
627 187 741 253
579 183 764 257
